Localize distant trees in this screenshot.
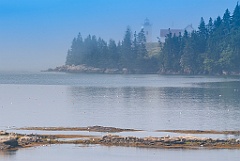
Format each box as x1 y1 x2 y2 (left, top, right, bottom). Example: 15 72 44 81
65 3 240 75
66 27 159 73
159 3 240 75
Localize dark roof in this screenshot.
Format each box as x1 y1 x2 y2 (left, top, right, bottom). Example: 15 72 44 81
144 18 151 26
160 29 182 37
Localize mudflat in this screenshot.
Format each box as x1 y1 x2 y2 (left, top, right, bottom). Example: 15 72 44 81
1 126 240 150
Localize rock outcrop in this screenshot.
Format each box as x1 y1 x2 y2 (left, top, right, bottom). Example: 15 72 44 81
0 131 43 150
45 65 123 74
0 132 18 150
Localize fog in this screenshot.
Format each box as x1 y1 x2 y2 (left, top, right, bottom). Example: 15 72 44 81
0 0 237 71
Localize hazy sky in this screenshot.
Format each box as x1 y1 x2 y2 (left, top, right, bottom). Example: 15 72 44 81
0 0 238 71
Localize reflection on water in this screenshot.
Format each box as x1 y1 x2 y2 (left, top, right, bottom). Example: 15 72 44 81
1 144 240 161
0 74 239 131
68 83 240 131
0 73 240 160
0 150 17 160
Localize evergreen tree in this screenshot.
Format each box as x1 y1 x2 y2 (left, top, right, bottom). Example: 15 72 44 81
214 16 222 29
197 17 207 54
207 17 214 35
222 9 231 35
180 38 195 74
198 17 208 38
231 3 240 30
218 45 234 72
132 31 138 63
230 27 240 71
108 39 119 68
180 31 204 74
121 26 134 69
137 28 148 60
65 3 240 75
66 33 84 65
160 31 181 73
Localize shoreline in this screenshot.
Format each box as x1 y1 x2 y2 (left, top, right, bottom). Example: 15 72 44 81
157 130 240 135
17 126 140 133
1 126 240 150
44 64 240 76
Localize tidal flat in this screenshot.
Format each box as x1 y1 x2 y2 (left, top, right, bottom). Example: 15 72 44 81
1 126 240 151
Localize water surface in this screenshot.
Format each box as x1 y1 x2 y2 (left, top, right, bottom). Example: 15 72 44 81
0 72 239 131
0 72 240 160
1 144 240 161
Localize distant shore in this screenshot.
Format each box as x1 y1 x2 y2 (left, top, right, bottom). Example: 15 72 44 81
44 64 124 74
1 126 240 150
44 64 240 75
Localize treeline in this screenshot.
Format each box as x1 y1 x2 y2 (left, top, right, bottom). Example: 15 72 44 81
66 4 240 75
160 3 240 74
66 27 159 73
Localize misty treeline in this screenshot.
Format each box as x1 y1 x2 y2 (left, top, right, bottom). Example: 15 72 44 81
160 3 240 74
66 27 159 73
66 3 240 74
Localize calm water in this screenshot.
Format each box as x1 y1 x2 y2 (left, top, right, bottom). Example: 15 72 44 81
1 144 240 161
0 72 240 160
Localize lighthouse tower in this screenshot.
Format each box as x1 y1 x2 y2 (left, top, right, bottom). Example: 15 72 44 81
143 18 152 42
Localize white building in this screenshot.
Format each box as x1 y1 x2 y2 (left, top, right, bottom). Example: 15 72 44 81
143 18 152 42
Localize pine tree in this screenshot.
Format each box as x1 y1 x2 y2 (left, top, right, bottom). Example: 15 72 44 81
231 3 240 30
121 26 134 69
222 9 231 35
108 39 119 68
197 17 208 54
66 33 84 65
198 17 208 38
137 28 147 60
207 17 213 35
214 16 222 29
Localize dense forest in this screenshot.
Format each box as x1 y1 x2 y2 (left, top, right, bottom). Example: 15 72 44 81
65 4 240 75
65 27 159 73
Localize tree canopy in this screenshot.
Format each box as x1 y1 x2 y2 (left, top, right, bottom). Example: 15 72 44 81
66 3 240 75
66 27 159 73
160 3 240 75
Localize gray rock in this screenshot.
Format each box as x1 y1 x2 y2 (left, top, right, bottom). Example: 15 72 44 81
0 134 19 150
3 139 18 147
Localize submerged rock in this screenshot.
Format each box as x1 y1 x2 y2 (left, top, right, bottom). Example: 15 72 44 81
3 139 18 147
0 135 18 150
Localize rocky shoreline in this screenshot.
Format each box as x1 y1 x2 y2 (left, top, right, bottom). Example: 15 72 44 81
44 64 240 75
44 65 125 74
1 127 240 150
99 135 240 149
0 131 43 150
44 64 173 74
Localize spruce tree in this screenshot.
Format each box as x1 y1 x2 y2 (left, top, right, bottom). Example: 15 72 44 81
121 26 133 69
231 3 240 30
